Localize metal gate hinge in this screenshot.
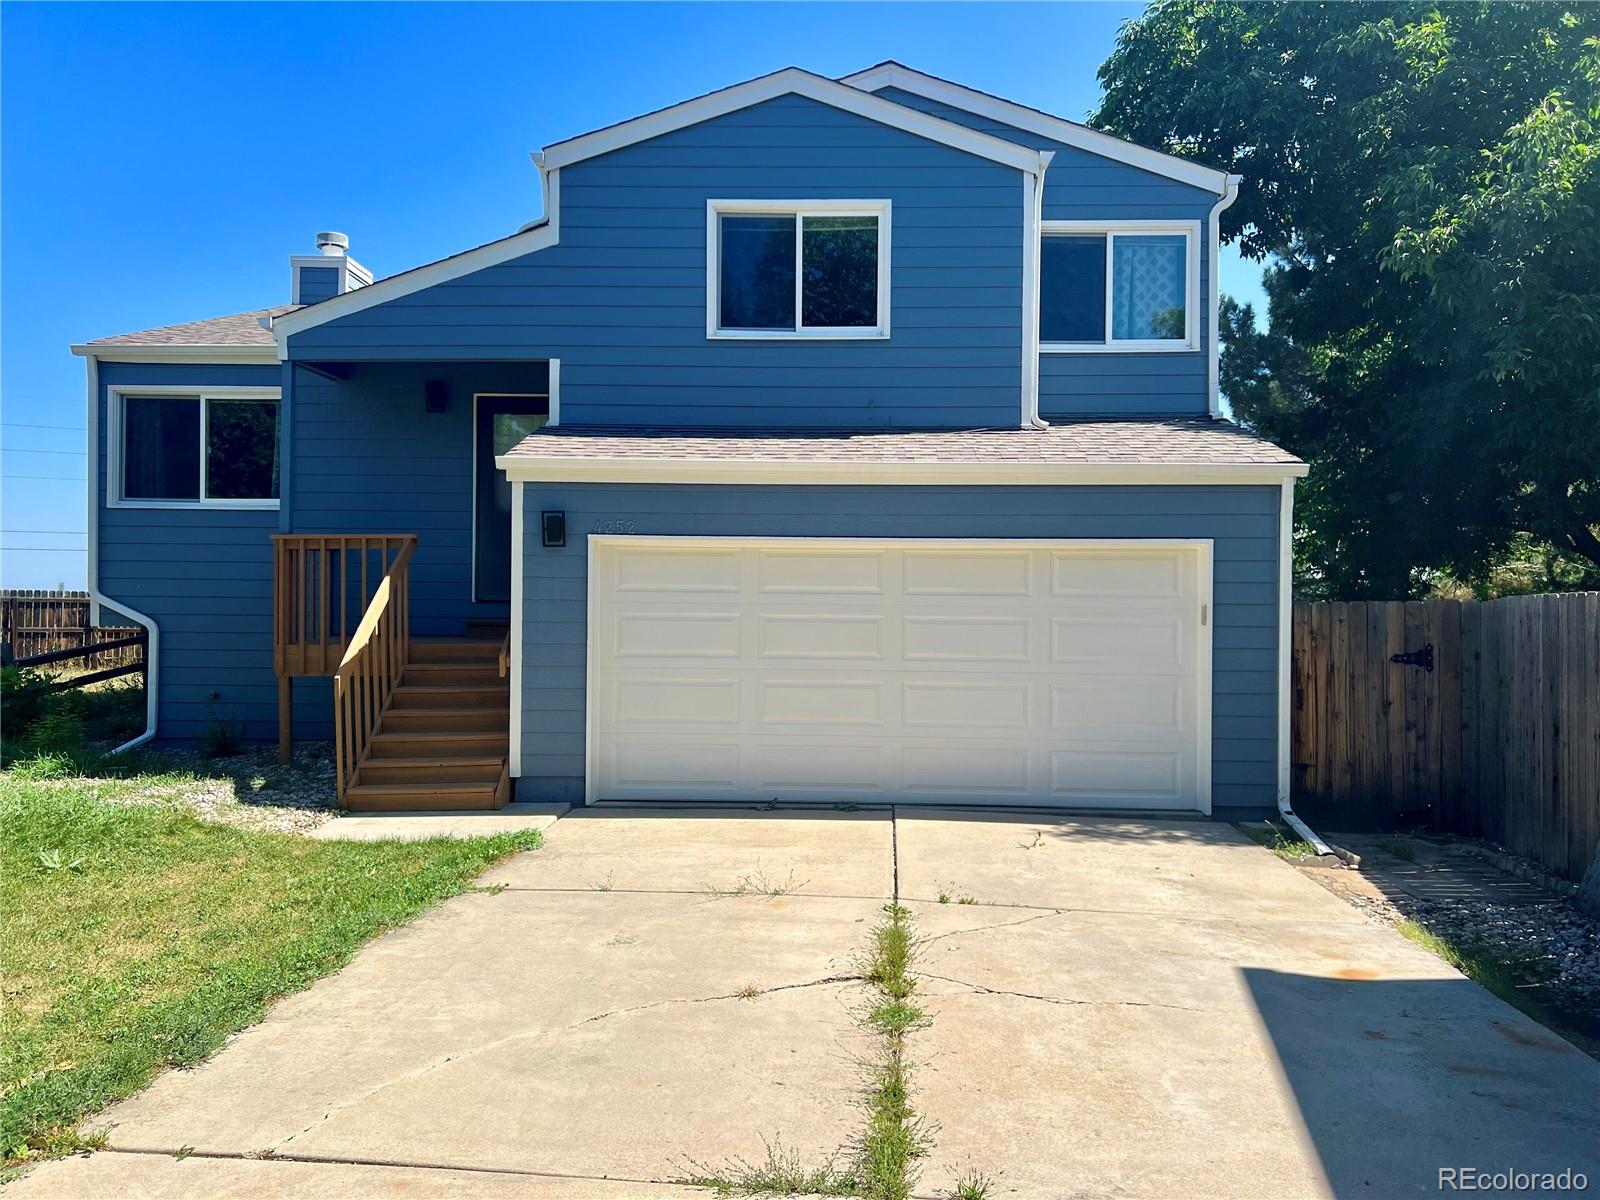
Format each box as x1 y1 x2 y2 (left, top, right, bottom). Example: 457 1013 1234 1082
1390 643 1434 672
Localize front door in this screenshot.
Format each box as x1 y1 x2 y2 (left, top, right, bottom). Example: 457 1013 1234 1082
474 395 547 602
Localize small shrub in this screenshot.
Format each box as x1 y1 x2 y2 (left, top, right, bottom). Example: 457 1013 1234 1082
201 701 246 758
25 711 87 757
1 667 54 737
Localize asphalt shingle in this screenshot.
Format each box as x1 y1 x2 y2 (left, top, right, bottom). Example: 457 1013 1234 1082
84 305 298 347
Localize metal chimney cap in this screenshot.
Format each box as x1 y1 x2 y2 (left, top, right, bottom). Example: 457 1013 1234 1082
315 231 349 256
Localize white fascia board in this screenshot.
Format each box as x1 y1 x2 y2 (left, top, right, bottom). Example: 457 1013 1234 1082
840 63 1230 195
541 67 1045 176
497 456 1308 486
69 344 278 364
268 220 559 348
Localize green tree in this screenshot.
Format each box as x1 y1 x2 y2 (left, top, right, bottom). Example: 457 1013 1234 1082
1095 1 1600 597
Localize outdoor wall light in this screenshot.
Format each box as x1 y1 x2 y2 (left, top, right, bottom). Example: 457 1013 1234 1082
541 510 566 548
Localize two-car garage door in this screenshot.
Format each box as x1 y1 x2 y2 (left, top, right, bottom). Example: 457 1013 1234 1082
587 538 1210 810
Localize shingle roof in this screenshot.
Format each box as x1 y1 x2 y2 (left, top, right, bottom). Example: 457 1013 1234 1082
84 305 298 347
503 416 1303 467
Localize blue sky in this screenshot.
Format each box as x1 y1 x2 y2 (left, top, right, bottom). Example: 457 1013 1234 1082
0 1 1266 589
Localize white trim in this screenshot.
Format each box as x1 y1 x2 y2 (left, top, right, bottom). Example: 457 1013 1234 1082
289 254 373 305
544 67 1045 175
840 62 1230 194
1207 175 1242 416
105 385 283 510
84 354 160 752
470 392 550 604
1276 477 1295 811
70 344 278 365
267 169 562 346
582 534 1213 813
1039 221 1201 353
499 455 1307 487
509 479 525 779
1021 154 1053 428
547 358 561 427
706 200 891 339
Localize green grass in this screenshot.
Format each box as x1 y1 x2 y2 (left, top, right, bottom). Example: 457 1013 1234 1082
1240 820 1318 861
0 772 541 1169
1394 918 1552 1021
1374 837 1417 863
852 904 929 1200
678 1137 859 1197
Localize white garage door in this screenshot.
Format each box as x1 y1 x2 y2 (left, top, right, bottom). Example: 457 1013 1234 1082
587 538 1210 810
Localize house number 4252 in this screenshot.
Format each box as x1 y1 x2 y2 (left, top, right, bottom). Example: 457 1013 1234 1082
592 520 638 534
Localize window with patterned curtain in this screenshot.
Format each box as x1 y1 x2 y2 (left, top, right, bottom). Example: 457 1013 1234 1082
1111 234 1187 341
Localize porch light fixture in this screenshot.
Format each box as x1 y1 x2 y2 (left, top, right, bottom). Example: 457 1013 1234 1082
541 510 565 548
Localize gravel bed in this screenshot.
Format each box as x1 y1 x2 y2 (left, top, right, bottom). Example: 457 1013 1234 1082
44 743 342 834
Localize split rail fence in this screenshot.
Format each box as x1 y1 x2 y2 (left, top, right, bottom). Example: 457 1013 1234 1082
1290 593 1599 882
1 589 144 670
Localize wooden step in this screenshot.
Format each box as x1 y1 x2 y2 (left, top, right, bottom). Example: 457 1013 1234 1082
410 638 502 663
465 619 510 641
356 755 504 785
390 684 508 709
368 731 509 758
401 662 504 688
380 706 507 732
344 780 504 812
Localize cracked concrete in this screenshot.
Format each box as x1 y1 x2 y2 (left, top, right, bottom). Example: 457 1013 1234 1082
11 806 1600 1200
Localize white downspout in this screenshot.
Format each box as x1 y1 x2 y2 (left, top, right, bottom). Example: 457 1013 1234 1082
82 352 160 753
1022 151 1055 429
1206 174 1242 418
1272 475 1327 853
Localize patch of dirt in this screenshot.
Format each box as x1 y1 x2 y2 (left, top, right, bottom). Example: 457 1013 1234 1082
88 744 339 833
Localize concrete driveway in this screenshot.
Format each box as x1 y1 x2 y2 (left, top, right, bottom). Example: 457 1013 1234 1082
14 808 1599 1199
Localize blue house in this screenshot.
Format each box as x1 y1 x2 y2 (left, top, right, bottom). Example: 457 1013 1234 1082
72 63 1305 821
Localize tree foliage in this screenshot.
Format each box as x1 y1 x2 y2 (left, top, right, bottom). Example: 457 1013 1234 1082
1095 2 1600 596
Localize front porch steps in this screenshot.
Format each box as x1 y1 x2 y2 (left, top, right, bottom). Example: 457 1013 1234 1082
346 638 511 812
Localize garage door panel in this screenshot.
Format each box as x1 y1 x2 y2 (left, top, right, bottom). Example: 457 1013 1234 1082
757 680 886 727
757 614 885 660
757 550 885 595
902 549 1032 597
611 611 740 659
902 680 1032 732
589 540 1208 810
1049 749 1184 802
903 615 1032 662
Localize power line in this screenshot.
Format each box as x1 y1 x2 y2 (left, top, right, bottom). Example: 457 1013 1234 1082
0 546 85 552
3 529 86 535
4 447 85 456
1 474 85 482
3 422 83 432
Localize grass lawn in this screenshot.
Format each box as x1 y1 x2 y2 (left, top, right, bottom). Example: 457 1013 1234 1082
0 767 540 1171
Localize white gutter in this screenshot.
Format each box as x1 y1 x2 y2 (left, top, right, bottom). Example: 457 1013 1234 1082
1271 475 1328 853
1206 174 1243 417
1022 151 1055 430
82 353 160 753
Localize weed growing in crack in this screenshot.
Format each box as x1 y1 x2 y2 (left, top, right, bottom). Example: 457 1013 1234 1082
937 888 951 904
678 1135 858 1196
1018 831 1045 850
949 1168 994 1199
867 999 928 1037
735 983 764 1000
705 864 809 899
589 871 616 892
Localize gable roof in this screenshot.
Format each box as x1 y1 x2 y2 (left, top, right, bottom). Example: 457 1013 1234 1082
540 66 1047 174
840 61 1230 194
71 305 295 363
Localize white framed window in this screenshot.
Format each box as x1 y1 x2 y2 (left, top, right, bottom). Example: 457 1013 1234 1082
706 199 891 339
1039 220 1200 352
107 386 282 509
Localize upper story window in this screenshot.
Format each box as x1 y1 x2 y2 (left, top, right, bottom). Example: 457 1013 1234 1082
707 200 890 339
111 389 281 508
1040 222 1199 352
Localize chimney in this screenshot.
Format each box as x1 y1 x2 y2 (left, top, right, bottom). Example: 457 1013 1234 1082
290 231 372 305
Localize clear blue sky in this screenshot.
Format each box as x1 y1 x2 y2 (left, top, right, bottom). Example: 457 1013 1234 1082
0 1 1265 590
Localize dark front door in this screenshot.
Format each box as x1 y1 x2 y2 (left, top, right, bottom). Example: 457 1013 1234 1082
474 395 547 602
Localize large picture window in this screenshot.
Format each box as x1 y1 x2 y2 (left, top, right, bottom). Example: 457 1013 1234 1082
708 201 890 338
1039 223 1198 351
114 391 281 507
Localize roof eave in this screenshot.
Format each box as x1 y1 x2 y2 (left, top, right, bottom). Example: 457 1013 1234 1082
70 344 279 364
839 62 1231 194
496 456 1308 486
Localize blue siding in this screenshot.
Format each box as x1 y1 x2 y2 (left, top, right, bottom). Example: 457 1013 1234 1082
96 362 285 741
290 360 548 636
874 87 1215 417
288 94 1025 429
295 266 340 305
517 484 1284 814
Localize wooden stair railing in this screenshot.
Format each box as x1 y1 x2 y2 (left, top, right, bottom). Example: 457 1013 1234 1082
271 534 417 762
498 630 511 679
330 539 416 805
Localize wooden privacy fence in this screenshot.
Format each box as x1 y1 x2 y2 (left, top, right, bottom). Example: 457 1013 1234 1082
1291 593 1600 882
1 589 145 670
